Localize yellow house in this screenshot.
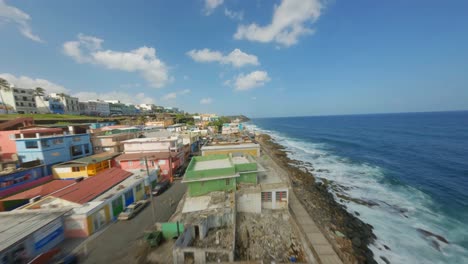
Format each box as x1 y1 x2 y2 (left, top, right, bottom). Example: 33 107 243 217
52 152 120 179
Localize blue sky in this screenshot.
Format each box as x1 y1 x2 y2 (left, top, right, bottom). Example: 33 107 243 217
0 0 467 118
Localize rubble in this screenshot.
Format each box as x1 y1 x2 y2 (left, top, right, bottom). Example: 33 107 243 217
236 212 305 262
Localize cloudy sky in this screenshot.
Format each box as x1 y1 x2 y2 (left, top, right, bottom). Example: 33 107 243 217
0 0 467 117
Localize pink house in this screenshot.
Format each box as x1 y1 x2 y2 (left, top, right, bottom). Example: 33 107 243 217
0 130 19 161
115 137 185 181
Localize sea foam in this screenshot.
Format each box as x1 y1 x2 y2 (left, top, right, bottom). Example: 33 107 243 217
246 123 468 264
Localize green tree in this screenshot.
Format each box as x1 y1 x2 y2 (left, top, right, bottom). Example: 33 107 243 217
208 116 231 132
0 78 11 114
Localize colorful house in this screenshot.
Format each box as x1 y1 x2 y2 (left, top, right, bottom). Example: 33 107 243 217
52 152 119 179
115 151 178 182
0 162 50 199
13 127 93 173
22 168 147 237
0 179 75 211
182 154 258 197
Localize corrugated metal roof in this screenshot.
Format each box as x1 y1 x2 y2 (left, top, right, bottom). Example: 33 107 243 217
50 168 132 204
56 152 120 166
0 180 75 201
0 210 67 252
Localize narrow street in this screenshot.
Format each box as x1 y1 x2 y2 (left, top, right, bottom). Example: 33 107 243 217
79 181 187 264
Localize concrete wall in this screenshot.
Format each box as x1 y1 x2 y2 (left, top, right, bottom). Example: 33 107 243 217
237 191 261 213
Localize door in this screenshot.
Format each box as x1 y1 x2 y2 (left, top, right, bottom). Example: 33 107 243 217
124 190 134 206
112 198 124 218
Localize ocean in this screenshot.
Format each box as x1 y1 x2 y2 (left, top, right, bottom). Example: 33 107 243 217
248 111 468 264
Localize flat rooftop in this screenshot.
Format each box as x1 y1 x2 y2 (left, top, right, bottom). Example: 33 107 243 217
193 158 232 171
202 143 259 150
231 156 250 165
0 210 67 252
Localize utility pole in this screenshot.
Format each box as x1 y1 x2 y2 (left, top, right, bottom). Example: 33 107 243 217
144 155 156 223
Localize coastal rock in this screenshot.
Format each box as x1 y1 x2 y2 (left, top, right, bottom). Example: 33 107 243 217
352 237 362 247
416 228 449 244
380 256 391 264
383 245 391 250
256 133 378 264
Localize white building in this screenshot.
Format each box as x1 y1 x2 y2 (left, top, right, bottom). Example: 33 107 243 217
49 93 80 115
0 87 38 114
79 100 110 116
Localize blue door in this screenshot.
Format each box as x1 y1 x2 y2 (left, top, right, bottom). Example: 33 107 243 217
124 190 134 206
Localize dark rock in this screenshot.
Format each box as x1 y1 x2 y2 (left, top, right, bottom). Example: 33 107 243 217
416 228 450 244
380 256 390 264
355 211 360 216
352 237 362 247
431 240 441 252
383 245 391 250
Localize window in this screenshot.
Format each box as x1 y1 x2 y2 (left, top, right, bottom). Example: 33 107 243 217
276 191 287 202
129 161 134 167
25 141 38 149
226 178 230 186
71 145 83 156
23 96 27 101
73 137 81 142
261 192 272 202
72 167 80 172
84 144 90 154
136 184 142 192
53 138 64 144
41 140 50 148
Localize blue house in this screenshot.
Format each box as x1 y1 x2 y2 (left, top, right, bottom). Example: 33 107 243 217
13 127 93 174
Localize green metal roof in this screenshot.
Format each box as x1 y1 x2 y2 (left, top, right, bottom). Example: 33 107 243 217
56 152 120 166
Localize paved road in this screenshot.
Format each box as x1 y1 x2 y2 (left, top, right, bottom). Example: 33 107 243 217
80 181 187 264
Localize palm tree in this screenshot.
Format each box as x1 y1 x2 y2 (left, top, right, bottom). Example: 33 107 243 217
34 87 50 114
0 78 11 114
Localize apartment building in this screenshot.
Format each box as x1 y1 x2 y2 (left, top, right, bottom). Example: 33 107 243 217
49 93 80 115
0 87 38 114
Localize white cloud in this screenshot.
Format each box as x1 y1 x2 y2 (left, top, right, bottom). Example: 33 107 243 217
200 97 213 105
204 0 224 15
63 34 171 88
0 73 69 93
162 92 177 101
224 8 243 21
229 70 271 91
73 91 155 105
0 0 42 42
162 89 191 101
179 89 191 95
187 48 259 68
234 0 323 46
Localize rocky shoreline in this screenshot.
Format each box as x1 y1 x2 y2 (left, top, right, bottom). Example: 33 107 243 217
257 133 378 264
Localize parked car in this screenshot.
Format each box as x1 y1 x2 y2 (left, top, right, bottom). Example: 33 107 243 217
118 200 148 220
152 181 170 196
